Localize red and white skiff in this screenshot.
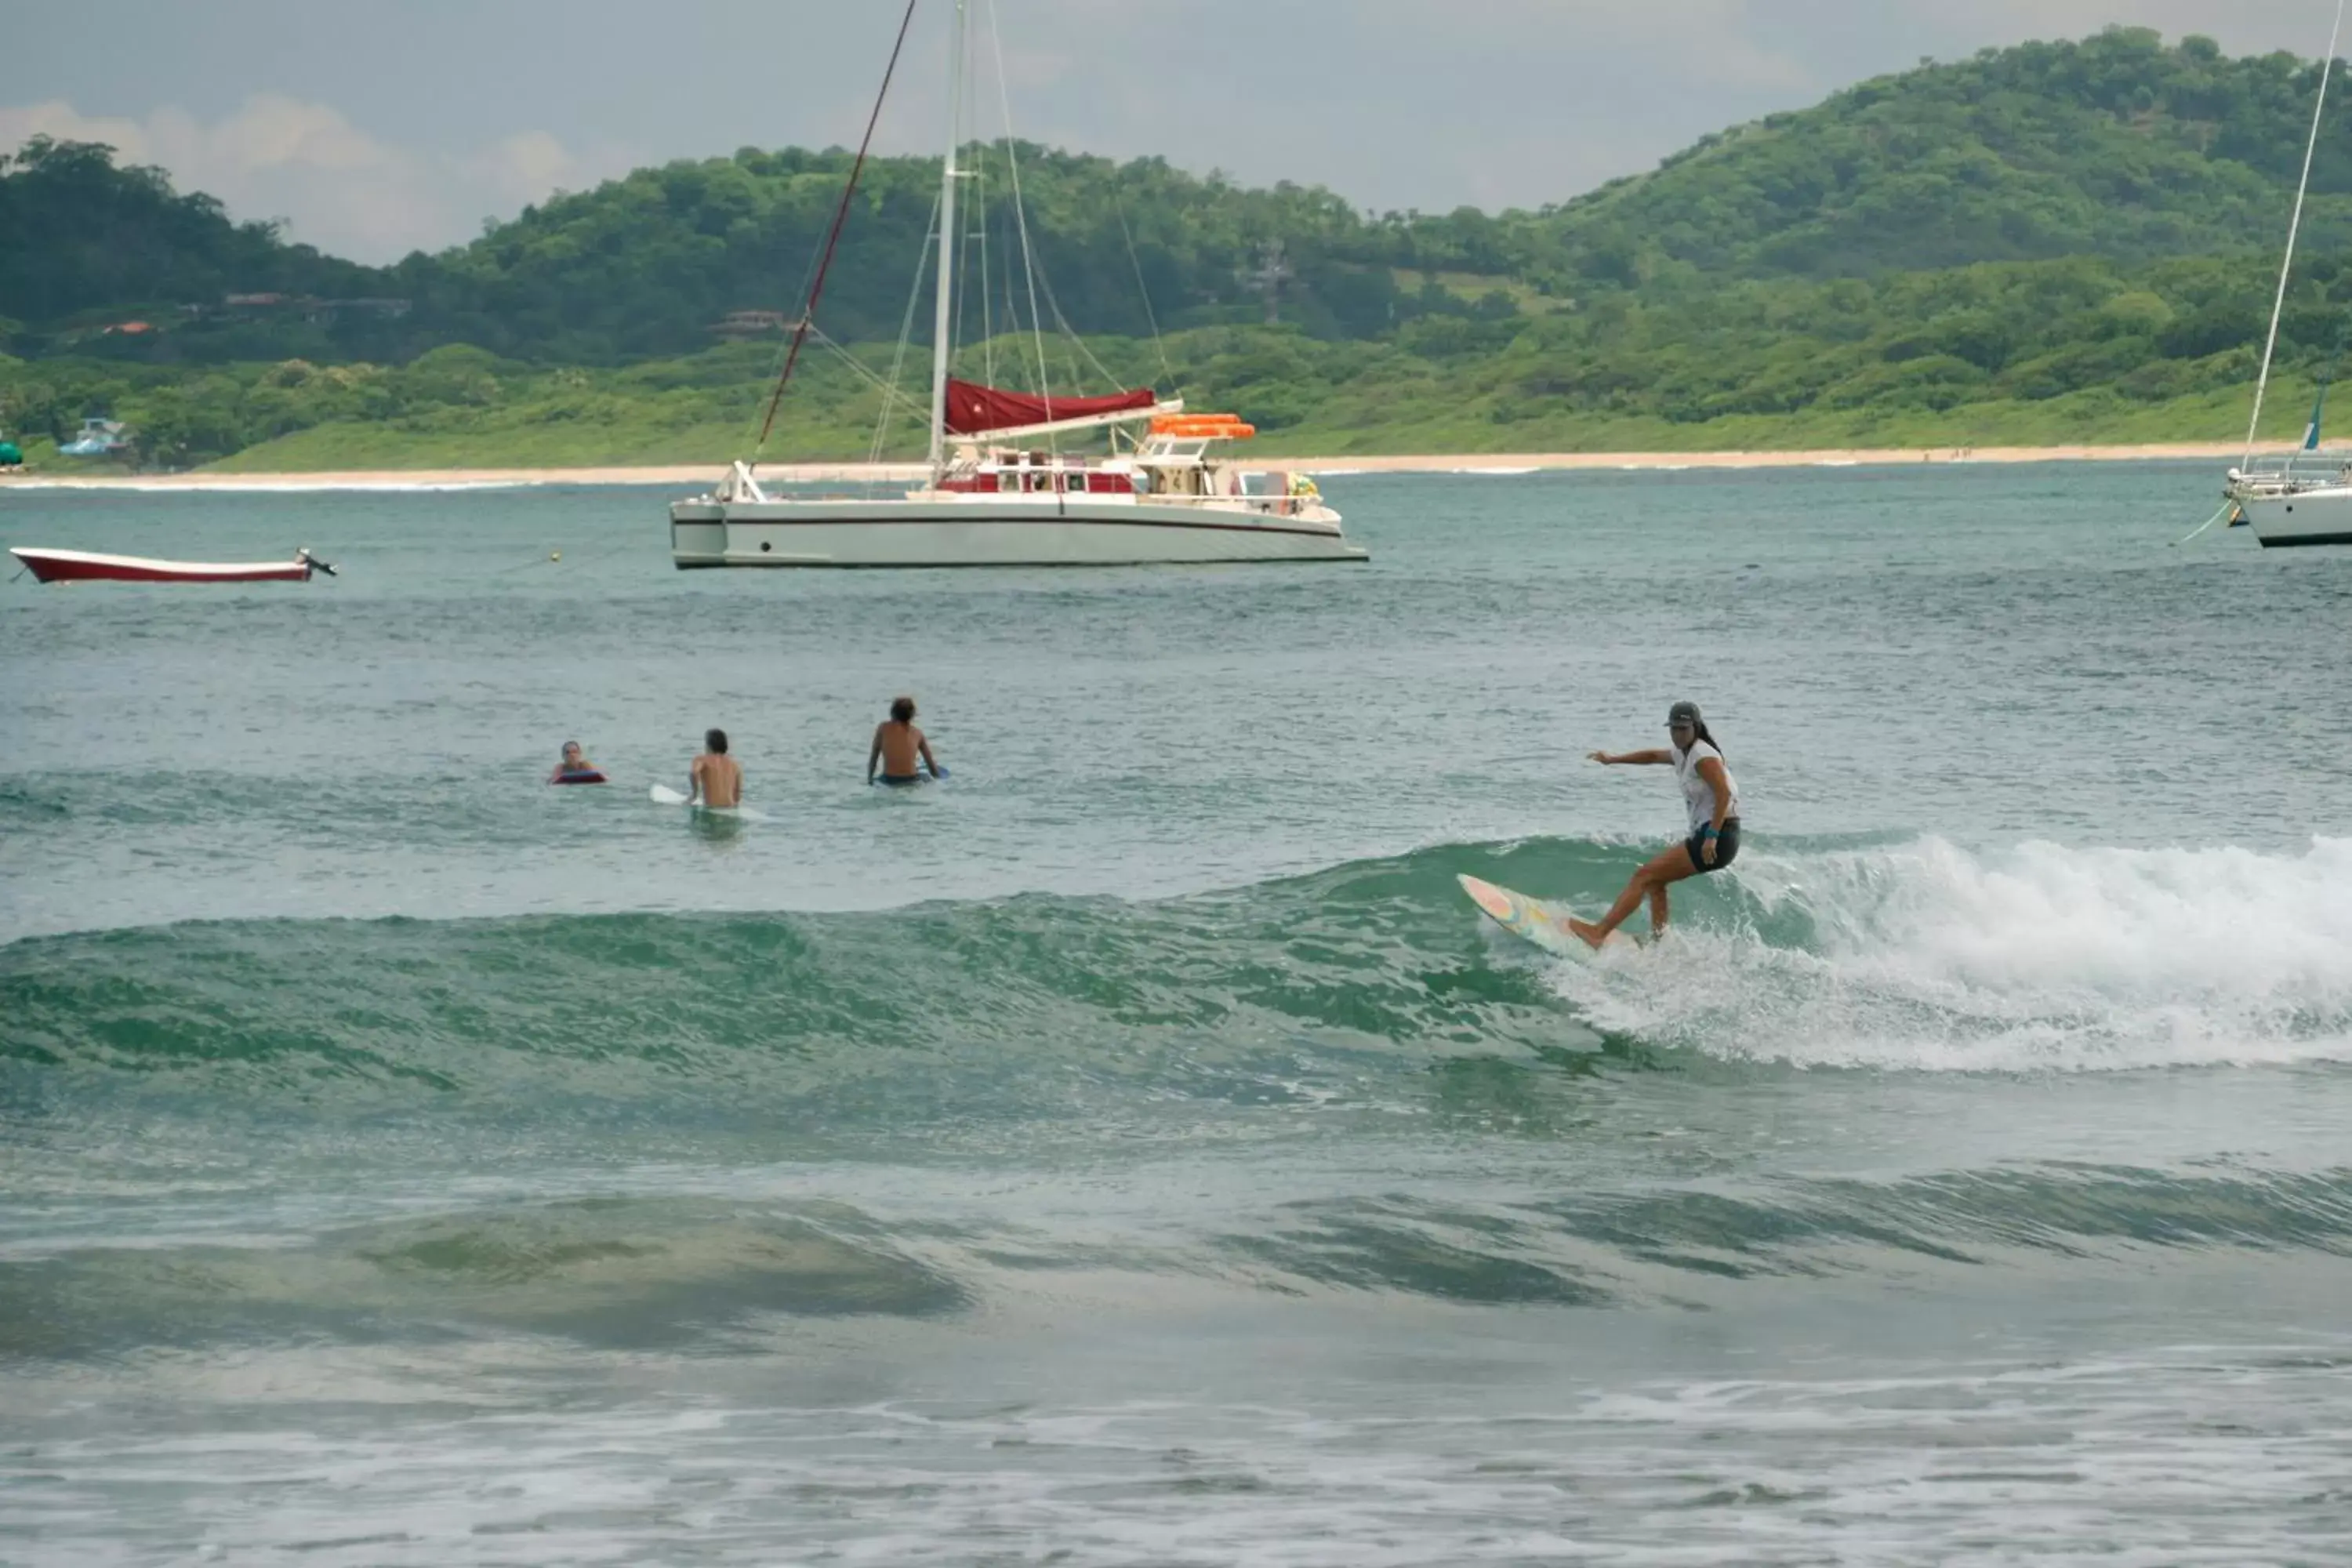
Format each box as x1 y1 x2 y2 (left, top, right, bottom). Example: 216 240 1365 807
9 546 336 583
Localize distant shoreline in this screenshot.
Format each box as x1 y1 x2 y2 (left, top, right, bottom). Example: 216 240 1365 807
1 443 2263 489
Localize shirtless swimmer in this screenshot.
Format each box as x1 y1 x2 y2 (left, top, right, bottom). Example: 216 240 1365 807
691 728 742 808
867 697 945 786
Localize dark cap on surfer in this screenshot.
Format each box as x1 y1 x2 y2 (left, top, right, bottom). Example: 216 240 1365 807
1572 700 1743 948
868 696 946 786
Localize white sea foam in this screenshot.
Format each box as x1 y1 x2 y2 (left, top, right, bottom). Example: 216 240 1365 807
15 1348 2346 1566
1552 836 2352 1071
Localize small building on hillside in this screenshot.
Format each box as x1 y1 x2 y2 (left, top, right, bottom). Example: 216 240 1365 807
310 297 413 321
710 310 801 339
219 293 412 322
60 417 129 456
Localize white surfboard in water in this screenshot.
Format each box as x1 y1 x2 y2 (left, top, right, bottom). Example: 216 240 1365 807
651 782 767 821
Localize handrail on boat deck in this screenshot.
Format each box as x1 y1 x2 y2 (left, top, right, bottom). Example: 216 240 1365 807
2225 449 2352 497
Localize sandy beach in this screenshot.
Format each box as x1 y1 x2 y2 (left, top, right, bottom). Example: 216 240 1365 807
0 442 2257 489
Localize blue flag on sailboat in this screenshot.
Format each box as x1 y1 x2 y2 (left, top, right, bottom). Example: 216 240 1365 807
2304 381 2328 450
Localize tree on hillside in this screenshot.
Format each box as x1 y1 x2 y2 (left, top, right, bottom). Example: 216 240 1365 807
0 137 383 328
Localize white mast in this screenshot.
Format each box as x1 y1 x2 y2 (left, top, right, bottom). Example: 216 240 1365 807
2245 0 2347 466
927 0 967 477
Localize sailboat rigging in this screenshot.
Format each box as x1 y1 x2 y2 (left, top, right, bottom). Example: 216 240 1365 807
670 0 1364 568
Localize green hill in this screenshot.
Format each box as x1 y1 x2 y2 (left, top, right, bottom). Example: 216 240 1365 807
387 26 2352 359
268 28 2352 363
400 144 1408 360
1523 28 2352 286
9 26 2352 466
16 243 2340 470
16 28 2352 361
0 136 393 358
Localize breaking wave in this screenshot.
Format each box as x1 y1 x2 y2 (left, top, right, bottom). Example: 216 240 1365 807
7 836 2352 1115
1555 835 2352 1070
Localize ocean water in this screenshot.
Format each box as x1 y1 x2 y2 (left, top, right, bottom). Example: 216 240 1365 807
4 463 2350 1566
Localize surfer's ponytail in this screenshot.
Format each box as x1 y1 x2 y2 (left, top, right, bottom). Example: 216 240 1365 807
1691 720 1722 759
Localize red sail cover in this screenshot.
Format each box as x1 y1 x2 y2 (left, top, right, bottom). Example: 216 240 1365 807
943 378 1156 436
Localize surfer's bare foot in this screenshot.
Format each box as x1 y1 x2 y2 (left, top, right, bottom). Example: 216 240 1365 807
1566 918 1610 950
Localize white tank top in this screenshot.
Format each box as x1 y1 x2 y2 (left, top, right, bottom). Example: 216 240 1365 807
1671 739 1740 833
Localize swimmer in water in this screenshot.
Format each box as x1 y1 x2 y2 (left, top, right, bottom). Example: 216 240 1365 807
867 696 944 786
548 740 599 782
691 728 742 808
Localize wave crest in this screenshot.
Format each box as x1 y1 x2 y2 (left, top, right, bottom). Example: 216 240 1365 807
1555 836 2352 1070
7 836 2350 1115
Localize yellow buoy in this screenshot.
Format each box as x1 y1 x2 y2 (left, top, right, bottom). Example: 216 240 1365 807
550 550 561 561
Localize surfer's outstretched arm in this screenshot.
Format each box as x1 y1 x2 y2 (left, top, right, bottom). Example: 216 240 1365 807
1590 748 1671 765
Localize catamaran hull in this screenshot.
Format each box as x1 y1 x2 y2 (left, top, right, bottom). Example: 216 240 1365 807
9 547 324 583
2233 489 2352 547
670 499 1367 567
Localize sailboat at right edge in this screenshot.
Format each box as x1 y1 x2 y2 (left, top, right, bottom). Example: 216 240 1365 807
2223 0 2352 546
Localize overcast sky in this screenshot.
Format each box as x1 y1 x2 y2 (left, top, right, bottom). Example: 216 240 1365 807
5 0 2345 262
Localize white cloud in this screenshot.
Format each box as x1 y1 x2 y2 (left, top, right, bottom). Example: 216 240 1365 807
480 130 578 197
8 1 2347 262
0 96 637 261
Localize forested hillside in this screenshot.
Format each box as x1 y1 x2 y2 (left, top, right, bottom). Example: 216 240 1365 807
1525 28 2352 285
8 27 2352 465
10 246 2342 469
398 145 1414 358
0 136 388 351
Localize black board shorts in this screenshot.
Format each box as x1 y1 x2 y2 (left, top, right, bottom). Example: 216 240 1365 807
1684 818 1740 875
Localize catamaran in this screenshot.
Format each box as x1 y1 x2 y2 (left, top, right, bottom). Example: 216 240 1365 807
2221 0 2352 546
669 0 1364 568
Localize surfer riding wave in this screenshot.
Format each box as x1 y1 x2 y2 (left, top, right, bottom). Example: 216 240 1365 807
1572 700 1741 949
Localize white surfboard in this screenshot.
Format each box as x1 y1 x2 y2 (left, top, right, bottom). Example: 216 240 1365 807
1457 873 1620 956
651 782 767 821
